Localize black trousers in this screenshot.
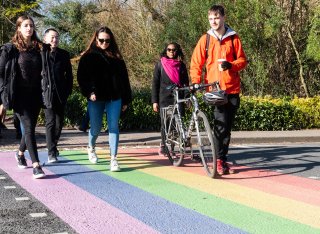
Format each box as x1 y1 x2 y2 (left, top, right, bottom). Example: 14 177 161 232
44 101 65 156
212 94 240 162
15 97 42 164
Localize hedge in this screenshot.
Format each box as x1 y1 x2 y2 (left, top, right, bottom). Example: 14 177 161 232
57 89 320 131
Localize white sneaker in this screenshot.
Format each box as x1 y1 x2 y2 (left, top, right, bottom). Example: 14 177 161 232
110 158 120 172
87 146 98 164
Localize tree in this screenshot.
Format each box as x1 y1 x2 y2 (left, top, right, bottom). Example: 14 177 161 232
41 1 100 56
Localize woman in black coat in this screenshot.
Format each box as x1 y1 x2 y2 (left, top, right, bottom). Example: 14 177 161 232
77 26 132 171
151 42 189 155
0 15 50 178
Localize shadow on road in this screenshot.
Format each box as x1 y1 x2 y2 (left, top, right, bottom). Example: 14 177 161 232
228 145 320 178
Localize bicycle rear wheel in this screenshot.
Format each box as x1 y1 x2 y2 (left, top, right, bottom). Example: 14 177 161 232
195 111 217 178
162 114 185 166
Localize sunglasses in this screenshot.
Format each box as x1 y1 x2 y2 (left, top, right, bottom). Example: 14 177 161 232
98 38 111 44
167 48 177 52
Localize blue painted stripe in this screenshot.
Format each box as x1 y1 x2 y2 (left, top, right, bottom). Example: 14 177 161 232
35 152 245 234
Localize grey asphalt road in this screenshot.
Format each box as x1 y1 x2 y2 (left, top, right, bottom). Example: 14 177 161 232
0 169 76 234
229 143 320 179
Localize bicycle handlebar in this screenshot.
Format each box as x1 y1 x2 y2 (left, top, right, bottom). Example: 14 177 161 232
166 81 220 93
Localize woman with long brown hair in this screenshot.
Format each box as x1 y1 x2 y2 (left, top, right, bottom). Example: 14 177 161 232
0 15 51 178
77 26 132 171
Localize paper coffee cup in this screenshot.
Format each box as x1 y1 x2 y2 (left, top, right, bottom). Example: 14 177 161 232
217 59 226 71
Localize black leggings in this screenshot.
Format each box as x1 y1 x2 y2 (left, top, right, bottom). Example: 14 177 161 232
16 101 41 164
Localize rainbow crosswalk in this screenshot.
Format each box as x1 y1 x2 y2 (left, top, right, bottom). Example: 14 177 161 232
1 148 319 233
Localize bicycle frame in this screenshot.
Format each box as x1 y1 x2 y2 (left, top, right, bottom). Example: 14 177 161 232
162 82 217 148
161 82 218 178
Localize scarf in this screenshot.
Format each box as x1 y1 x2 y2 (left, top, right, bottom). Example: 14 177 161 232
161 57 181 86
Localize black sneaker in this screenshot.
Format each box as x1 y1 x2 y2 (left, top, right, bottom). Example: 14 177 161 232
15 152 27 169
48 153 58 163
16 131 22 139
33 166 46 179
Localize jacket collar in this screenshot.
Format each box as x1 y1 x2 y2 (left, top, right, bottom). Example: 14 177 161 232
207 25 237 41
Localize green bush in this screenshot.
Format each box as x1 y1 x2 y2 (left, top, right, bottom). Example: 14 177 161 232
64 89 87 127
63 88 320 131
234 96 309 130
120 89 160 131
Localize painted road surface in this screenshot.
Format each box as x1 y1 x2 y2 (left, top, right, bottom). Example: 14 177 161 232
0 146 320 234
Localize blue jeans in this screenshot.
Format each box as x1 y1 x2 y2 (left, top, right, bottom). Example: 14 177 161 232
88 99 122 156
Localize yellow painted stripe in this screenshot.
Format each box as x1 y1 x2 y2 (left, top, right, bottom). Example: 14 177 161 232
114 154 320 228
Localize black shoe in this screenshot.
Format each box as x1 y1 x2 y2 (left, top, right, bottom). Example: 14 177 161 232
16 131 22 139
48 153 58 163
15 152 27 169
33 166 46 179
77 125 87 132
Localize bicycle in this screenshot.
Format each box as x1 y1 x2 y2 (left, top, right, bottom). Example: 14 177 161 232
160 82 220 178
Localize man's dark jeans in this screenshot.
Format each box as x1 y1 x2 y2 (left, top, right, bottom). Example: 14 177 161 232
44 103 65 156
212 94 240 162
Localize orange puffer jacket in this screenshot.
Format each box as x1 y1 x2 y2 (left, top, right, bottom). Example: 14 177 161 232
190 27 247 94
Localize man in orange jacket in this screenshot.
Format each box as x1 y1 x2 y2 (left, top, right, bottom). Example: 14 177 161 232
190 4 247 175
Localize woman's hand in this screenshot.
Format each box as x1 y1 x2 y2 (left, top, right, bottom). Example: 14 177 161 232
122 105 128 112
153 103 159 112
89 93 96 101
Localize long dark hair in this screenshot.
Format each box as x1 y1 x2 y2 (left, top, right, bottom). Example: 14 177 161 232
160 42 184 61
12 15 42 51
82 26 122 59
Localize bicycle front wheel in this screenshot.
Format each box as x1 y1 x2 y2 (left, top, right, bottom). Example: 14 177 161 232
164 114 185 166
195 111 217 178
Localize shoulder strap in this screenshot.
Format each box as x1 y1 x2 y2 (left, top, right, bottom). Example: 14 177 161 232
201 33 211 84
205 33 210 59
231 35 236 61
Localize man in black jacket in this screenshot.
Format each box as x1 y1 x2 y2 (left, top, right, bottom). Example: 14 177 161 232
43 28 73 163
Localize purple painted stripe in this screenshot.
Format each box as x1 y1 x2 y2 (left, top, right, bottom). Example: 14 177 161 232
0 152 158 234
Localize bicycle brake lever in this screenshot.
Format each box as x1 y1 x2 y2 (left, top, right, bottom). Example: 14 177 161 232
166 84 177 90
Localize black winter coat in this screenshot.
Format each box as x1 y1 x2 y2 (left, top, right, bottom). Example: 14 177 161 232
0 43 53 110
49 48 73 105
77 49 132 105
151 60 189 108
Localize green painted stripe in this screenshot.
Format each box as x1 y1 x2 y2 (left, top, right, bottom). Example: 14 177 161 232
62 151 319 234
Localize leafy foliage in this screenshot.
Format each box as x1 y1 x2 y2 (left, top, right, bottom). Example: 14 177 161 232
42 1 100 56
306 6 320 61
63 89 320 131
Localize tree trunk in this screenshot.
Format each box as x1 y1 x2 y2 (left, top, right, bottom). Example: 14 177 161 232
287 27 309 97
